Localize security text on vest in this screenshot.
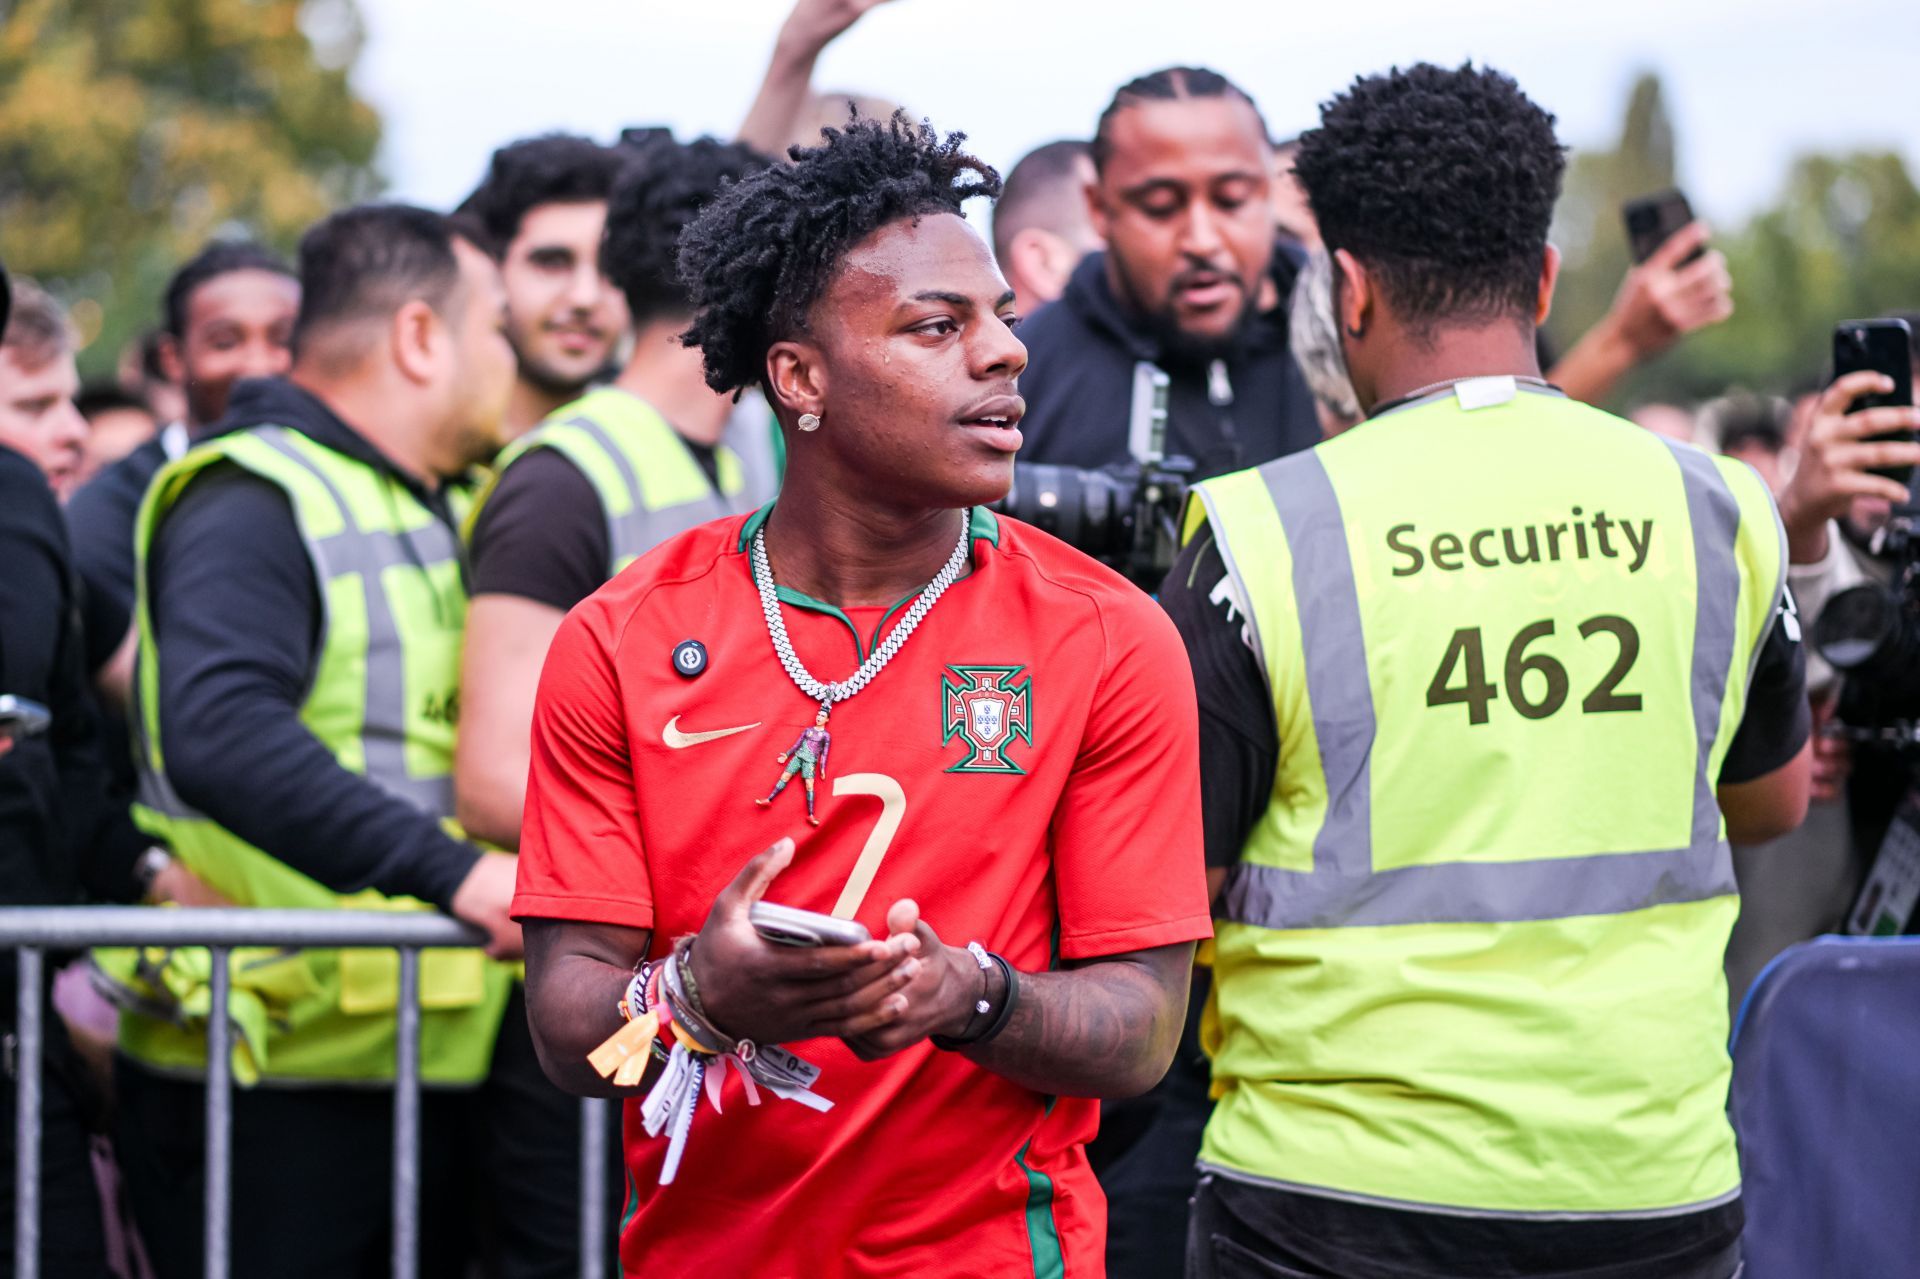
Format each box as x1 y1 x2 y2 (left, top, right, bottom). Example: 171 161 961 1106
1386 508 1655 577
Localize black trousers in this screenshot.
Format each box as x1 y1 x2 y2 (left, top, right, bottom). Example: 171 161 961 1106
1185 1174 1744 1279
113 984 622 1279
0 1013 112 1278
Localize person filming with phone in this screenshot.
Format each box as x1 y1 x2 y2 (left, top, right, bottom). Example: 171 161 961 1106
514 113 1211 1277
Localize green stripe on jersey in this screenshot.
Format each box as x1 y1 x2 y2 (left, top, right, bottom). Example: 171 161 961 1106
1014 1139 1065 1279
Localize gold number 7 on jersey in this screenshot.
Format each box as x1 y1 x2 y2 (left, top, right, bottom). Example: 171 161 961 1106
828 773 907 919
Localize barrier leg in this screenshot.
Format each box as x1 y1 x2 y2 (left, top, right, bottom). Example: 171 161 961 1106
14 947 42 1279
204 946 231 1279
581 1096 610 1279
392 947 421 1279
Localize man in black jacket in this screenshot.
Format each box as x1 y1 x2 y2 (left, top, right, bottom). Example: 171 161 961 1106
0 266 151 1277
66 242 299 709
108 208 543 1279
1014 68 1323 1279
1016 68 1321 482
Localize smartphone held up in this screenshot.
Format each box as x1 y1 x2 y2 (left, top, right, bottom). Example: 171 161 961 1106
1623 189 1706 266
1832 318 1917 486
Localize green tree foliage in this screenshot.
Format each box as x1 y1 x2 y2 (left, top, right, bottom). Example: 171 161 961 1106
1550 70 1920 406
0 0 382 372
1549 72 1679 347
1677 152 1920 399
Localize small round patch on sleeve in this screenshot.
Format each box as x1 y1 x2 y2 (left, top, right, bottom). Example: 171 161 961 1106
671 639 709 679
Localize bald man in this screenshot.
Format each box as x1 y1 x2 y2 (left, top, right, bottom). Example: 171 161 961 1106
992 139 1102 316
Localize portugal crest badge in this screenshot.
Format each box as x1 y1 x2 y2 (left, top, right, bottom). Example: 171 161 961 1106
941 665 1033 774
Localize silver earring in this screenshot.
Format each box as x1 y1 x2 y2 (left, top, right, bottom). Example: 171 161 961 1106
798 412 822 432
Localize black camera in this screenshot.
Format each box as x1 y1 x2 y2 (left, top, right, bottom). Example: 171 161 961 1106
997 457 1195 588
993 361 1194 588
1815 578 1920 729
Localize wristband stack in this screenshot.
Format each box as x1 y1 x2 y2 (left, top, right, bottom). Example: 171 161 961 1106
587 939 832 1184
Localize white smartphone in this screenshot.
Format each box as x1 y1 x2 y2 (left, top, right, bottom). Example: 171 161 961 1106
749 901 872 948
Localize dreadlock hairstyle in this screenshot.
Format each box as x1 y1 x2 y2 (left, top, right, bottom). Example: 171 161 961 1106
1292 63 1566 335
677 111 1001 397
1091 67 1269 174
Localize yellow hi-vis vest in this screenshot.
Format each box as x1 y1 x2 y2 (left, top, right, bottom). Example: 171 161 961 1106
1190 381 1785 1218
472 386 748 577
109 425 512 1085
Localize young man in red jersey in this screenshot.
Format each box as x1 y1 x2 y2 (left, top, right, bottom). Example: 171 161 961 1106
515 114 1211 1277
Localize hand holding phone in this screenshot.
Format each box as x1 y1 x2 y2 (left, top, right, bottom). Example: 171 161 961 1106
1623 189 1705 265
685 838 916 1048
1602 192 1731 361
1832 319 1917 484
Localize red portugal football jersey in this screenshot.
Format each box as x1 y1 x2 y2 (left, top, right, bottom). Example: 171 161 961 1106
514 505 1210 1279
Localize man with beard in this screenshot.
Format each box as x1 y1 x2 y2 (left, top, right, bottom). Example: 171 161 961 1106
1015 67 1319 482
457 133 631 439
1015 67 1323 1279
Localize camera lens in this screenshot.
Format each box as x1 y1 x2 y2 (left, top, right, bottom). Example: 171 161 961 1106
997 463 1133 561
1814 584 1898 671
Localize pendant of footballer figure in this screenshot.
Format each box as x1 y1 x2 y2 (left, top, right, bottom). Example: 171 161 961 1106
755 703 832 826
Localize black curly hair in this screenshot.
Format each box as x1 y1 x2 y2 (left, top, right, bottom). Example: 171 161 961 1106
163 241 293 339
677 111 1001 396
602 137 771 329
1293 63 1565 335
455 133 625 256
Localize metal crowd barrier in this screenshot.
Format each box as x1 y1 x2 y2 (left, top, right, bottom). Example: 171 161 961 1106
0 908 612 1279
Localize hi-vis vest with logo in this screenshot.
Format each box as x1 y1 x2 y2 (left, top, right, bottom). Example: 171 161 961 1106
1190 381 1785 1218
107 425 512 1086
474 386 749 578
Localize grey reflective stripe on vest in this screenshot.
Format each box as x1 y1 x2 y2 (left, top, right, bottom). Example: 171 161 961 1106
1218 447 1742 931
253 431 457 819
1661 439 1742 851
559 414 739 575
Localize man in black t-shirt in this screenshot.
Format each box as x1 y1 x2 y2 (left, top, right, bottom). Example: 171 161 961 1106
456 136 775 853
1164 64 1810 1279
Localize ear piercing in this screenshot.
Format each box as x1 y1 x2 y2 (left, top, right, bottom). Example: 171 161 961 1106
798 412 822 432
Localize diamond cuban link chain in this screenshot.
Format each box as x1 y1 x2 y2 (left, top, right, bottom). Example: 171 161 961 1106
752 508 974 714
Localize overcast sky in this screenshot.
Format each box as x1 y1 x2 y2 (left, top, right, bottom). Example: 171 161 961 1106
355 0 1920 226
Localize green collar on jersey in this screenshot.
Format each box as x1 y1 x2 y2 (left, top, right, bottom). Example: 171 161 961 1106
735 502 1000 664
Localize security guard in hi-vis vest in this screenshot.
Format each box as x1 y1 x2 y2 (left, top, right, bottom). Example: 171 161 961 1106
97 207 547 1279
1161 66 1812 1279
456 136 773 854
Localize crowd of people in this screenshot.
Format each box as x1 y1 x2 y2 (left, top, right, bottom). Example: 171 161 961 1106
3 3 1918 1277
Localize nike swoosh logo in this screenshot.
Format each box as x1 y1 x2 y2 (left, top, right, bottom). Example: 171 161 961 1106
663 716 762 749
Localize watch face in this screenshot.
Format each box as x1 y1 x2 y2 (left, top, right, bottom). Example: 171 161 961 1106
135 847 173 891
